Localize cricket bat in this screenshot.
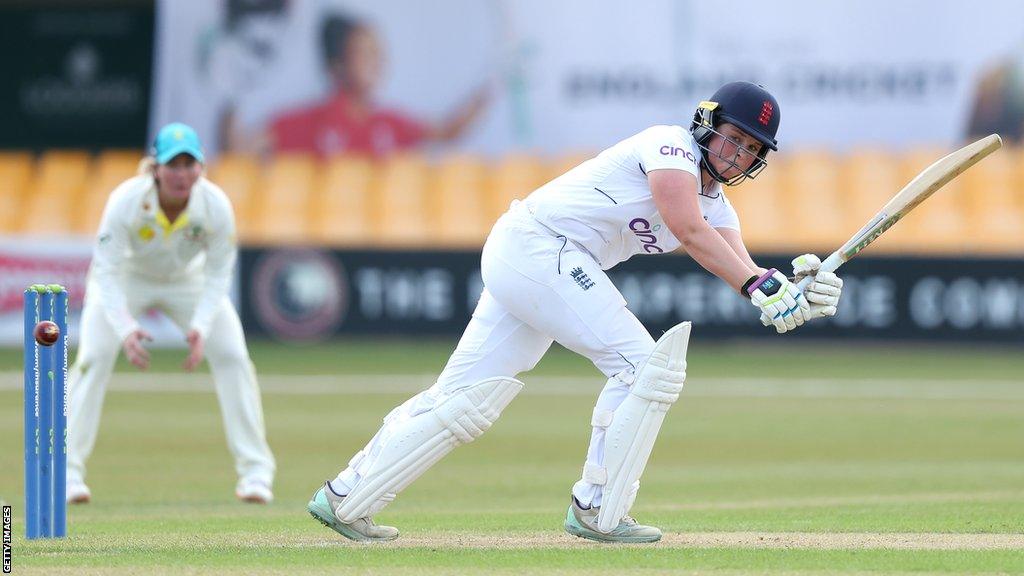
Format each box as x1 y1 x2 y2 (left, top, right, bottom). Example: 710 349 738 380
798 133 1003 289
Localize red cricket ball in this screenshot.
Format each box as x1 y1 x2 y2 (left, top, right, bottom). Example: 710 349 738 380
34 321 60 347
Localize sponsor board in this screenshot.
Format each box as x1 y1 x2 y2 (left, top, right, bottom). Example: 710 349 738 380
0 2 153 149
239 248 1024 342
0 239 241 347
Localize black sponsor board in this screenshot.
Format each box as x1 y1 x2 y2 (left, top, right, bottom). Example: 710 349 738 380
0 0 154 150
239 248 1024 343
239 248 478 341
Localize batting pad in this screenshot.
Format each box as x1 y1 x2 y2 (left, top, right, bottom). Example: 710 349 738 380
335 377 523 523
597 321 690 533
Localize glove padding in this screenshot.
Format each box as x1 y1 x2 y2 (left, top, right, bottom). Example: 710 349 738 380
746 269 811 334
759 254 845 326
793 253 844 319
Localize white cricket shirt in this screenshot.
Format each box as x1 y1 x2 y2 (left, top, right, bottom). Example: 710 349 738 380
90 174 237 340
523 125 740 270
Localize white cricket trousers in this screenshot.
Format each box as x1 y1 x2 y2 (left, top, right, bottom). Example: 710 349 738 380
67 273 276 486
334 202 657 508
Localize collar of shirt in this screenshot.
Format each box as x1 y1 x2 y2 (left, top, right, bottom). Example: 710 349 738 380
139 178 206 239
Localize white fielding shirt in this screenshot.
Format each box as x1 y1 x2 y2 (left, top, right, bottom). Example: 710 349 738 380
523 125 740 270
90 174 237 341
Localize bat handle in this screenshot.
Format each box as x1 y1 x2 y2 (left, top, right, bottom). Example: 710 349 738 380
795 251 845 291
760 251 846 327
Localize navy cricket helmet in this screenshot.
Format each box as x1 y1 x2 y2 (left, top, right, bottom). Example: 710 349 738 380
690 81 780 185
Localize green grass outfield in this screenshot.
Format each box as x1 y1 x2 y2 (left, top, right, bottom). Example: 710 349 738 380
1 338 1023 575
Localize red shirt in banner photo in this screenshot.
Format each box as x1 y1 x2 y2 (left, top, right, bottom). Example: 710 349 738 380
269 92 428 159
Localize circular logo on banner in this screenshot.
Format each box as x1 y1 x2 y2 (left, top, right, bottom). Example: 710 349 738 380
251 249 347 341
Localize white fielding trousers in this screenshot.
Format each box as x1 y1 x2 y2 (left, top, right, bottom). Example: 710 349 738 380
67 274 276 486
335 203 657 508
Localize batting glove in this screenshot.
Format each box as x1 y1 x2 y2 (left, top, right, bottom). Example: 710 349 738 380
744 269 811 334
792 254 844 319
759 255 845 326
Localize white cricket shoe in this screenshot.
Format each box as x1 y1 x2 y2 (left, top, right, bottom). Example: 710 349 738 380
235 477 274 504
564 496 662 543
66 479 92 504
307 481 399 542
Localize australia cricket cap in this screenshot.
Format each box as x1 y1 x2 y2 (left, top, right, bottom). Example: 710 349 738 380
153 122 205 164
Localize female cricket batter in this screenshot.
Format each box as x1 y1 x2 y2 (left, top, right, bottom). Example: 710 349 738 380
307 82 844 542
65 123 276 504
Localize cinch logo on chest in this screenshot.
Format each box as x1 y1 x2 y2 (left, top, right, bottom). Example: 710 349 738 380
629 218 664 253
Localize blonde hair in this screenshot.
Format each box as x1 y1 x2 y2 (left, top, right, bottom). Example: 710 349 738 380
138 156 206 174
137 156 157 176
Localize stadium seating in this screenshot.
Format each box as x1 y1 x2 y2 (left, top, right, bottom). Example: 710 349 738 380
206 154 260 243
959 145 1024 252
76 150 141 236
0 152 34 234
375 153 430 247
839 149 910 254
252 154 317 245
730 155 791 252
313 156 374 246
0 146 1021 255
488 153 546 220
431 154 490 247
896 148 970 254
779 150 845 253
19 151 90 237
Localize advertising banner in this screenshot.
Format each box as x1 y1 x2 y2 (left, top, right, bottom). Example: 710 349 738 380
0 239 240 348
239 247 1024 343
0 1 154 150
153 0 1024 157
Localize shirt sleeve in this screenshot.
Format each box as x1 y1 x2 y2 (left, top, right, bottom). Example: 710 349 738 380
269 105 318 153
382 109 429 148
707 192 741 231
635 125 702 177
188 185 237 339
90 181 141 341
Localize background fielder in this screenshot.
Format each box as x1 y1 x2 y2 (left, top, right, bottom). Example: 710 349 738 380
65 123 276 505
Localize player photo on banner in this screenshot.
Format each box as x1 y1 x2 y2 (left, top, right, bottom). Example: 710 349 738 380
152 0 497 158
152 0 1024 158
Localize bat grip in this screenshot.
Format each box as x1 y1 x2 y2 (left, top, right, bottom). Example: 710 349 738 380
796 251 844 291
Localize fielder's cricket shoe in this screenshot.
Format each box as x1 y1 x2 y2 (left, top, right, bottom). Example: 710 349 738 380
235 477 274 504
564 496 662 543
66 479 91 505
308 481 399 542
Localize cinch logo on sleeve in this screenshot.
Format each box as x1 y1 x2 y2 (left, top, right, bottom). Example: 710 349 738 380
629 218 664 253
659 146 697 164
